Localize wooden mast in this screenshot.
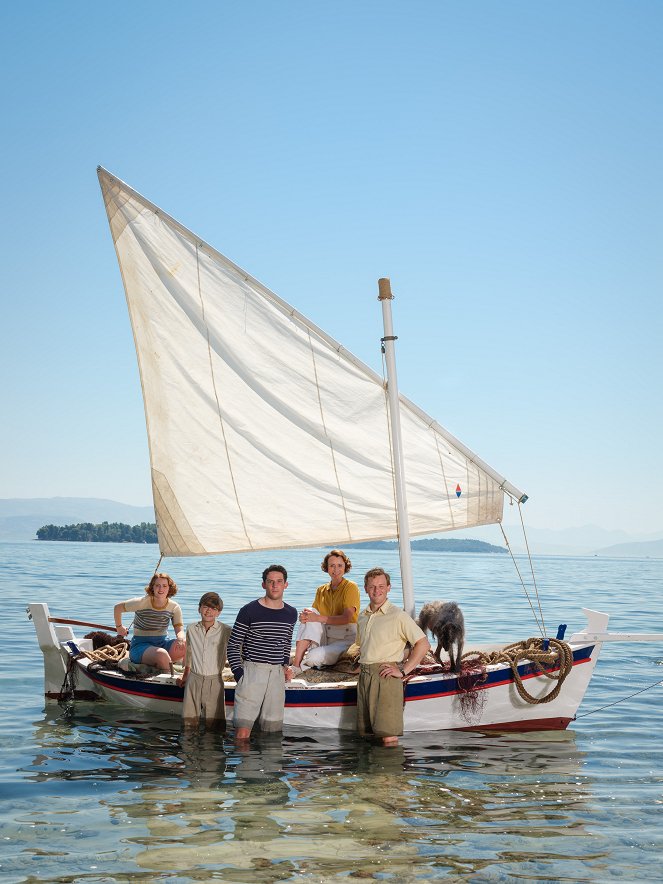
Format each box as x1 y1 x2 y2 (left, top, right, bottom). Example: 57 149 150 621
378 278 415 617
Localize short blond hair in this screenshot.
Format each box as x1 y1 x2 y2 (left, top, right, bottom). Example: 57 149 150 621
363 567 390 588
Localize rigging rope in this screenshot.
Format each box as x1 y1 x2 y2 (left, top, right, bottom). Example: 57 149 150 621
498 503 548 638
518 501 546 634
499 522 545 637
57 657 78 708
575 678 663 718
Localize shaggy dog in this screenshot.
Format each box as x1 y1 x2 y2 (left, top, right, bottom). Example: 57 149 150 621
417 601 465 672
84 630 129 651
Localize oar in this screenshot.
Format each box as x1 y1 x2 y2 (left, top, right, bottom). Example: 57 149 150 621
49 616 117 632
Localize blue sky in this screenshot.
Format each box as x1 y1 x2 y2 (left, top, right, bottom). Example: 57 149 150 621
1 1 661 535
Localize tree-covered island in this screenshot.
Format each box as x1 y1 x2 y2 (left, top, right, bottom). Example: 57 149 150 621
35 524 505 553
36 522 158 543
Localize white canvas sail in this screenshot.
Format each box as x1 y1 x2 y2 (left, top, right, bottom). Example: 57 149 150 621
99 167 526 556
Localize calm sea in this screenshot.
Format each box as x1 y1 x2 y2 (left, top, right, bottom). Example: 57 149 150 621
1 541 662 882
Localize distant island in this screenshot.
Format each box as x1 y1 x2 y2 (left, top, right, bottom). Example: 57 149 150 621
36 522 158 543
347 538 506 554
4 498 660 554
33 522 504 552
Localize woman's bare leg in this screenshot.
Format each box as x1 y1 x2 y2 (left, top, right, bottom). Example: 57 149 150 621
292 639 312 668
141 646 172 670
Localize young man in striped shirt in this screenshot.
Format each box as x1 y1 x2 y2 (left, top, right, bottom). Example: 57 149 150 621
227 565 297 741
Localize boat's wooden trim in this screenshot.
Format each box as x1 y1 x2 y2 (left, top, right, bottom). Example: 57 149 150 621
45 690 100 701
49 616 117 631
458 716 572 732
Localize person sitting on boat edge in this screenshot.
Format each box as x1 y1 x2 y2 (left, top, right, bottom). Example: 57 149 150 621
227 565 297 742
291 548 360 675
356 567 430 746
178 591 231 732
114 572 186 671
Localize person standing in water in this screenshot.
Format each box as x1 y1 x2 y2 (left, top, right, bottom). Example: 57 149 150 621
356 567 430 745
227 565 297 741
179 591 231 731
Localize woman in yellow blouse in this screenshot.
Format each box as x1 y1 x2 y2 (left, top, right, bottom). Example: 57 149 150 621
291 549 360 673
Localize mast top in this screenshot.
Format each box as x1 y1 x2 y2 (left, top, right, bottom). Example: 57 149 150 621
378 278 393 300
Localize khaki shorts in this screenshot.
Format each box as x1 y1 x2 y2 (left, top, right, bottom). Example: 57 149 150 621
233 661 286 733
357 662 405 738
182 672 226 728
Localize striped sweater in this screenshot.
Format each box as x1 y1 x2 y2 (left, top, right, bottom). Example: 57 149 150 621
122 595 183 637
227 599 297 682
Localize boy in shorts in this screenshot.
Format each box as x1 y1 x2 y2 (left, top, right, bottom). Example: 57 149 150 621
179 591 231 731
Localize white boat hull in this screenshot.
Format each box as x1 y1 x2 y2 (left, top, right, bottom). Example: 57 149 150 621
28 603 604 732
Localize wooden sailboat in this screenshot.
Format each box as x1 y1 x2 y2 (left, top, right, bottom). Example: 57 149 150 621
28 168 663 731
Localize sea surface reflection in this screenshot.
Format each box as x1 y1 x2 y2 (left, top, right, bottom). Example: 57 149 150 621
6 706 616 882
4 544 663 881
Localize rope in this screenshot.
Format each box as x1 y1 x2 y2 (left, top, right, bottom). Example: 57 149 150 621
499 523 545 637
461 638 574 705
79 644 129 664
518 501 546 634
58 656 79 707
575 678 663 719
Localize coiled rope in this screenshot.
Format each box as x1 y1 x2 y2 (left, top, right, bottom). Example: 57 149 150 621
461 637 574 705
79 644 129 664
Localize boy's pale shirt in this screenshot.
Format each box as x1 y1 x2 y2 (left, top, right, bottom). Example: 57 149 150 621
185 620 231 676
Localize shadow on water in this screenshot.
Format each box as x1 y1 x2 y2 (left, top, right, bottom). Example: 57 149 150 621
1 703 625 883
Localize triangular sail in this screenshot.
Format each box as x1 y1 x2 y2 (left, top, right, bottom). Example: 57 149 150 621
98 167 526 556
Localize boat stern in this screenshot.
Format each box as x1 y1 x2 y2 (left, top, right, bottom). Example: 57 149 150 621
27 603 95 701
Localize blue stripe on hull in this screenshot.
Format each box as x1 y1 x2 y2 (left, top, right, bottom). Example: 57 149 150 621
78 645 595 710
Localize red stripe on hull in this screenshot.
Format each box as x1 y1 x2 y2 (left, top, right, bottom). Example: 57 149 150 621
457 717 572 732
82 668 183 703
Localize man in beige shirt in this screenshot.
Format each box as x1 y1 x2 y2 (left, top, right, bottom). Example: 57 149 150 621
356 568 430 745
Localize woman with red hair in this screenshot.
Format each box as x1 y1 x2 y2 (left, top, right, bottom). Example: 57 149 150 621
114 572 186 671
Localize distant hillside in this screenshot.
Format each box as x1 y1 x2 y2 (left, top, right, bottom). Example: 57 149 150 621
456 524 663 556
593 538 663 558
0 498 154 542
347 538 507 554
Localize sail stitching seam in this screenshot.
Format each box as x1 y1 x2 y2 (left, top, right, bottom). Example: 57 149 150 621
433 434 456 529
196 244 253 550
307 330 352 539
